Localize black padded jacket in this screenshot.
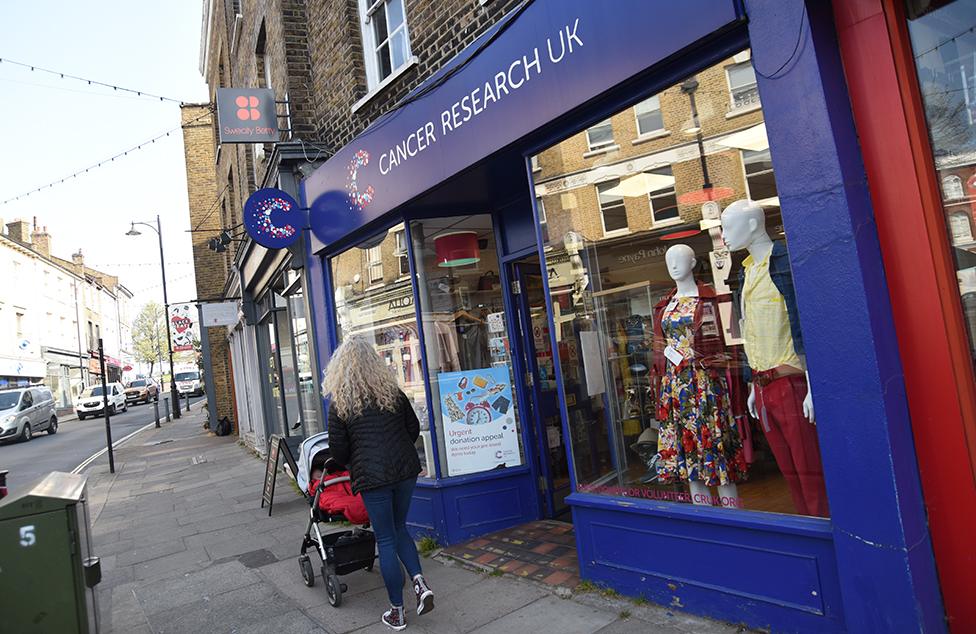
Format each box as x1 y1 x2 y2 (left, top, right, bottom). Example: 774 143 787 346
327 391 422 494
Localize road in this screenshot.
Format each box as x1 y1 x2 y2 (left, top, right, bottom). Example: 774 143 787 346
0 394 203 498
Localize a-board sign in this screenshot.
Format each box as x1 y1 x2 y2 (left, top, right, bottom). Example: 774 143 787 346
260 434 306 515
261 435 281 515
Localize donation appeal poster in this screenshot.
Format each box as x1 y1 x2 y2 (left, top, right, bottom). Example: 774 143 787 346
438 367 522 476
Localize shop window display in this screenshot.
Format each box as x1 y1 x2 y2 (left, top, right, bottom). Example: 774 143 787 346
331 223 432 477
411 215 525 477
530 51 829 517
907 0 976 365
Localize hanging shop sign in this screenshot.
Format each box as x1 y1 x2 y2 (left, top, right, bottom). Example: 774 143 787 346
169 303 197 352
306 0 738 246
243 188 303 249
437 367 522 476
216 88 278 143
201 301 241 327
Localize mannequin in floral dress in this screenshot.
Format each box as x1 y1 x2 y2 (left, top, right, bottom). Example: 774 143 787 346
651 245 748 508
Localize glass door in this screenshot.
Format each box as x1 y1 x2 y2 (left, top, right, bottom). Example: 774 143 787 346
508 255 571 518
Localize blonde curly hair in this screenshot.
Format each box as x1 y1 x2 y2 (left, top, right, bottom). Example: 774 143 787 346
321 335 401 419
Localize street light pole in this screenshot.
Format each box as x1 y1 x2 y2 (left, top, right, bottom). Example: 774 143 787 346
127 215 181 419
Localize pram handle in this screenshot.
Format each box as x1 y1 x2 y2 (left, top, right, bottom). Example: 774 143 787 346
316 475 352 492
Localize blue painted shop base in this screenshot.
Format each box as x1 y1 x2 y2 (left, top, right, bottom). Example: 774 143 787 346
406 467 540 544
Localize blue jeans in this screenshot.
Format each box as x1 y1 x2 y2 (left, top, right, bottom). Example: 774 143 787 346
361 477 422 606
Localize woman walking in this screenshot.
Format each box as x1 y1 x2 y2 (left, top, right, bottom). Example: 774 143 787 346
322 336 434 631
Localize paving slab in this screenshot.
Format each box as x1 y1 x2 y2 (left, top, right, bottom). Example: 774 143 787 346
132 561 261 615
469 594 617 634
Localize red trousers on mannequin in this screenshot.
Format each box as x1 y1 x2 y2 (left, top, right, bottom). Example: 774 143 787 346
754 373 829 517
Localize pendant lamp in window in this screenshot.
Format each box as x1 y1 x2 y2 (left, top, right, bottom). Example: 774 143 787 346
434 231 480 267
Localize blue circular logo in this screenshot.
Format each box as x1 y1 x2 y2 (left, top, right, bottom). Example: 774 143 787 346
243 188 302 249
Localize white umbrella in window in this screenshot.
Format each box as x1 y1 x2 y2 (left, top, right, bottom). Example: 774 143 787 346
715 122 769 152
602 172 676 198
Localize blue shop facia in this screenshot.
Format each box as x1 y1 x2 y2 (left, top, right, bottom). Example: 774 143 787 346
298 1 944 631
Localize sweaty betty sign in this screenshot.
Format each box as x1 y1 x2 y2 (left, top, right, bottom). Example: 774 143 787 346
374 19 584 179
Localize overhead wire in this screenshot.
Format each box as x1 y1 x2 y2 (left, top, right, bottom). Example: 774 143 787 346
0 56 188 104
0 108 213 206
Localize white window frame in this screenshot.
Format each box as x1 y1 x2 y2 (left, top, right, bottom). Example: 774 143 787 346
726 60 761 112
585 119 616 152
647 168 680 226
741 149 777 203
359 0 412 90
596 181 629 237
394 230 410 277
367 245 384 284
633 95 665 137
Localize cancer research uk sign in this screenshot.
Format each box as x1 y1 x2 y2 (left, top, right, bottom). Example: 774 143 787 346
216 88 278 143
438 367 521 476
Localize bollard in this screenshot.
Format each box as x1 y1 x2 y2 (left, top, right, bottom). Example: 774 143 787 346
185 392 191 413
164 397 171 422
154 400 160 428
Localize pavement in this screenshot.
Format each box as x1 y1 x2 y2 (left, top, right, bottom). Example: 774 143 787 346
84 407 747 634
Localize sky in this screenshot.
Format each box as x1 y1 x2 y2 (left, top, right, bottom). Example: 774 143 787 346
0 1 210 314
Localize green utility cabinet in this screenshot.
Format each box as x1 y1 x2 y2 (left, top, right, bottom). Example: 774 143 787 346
0 472 102 633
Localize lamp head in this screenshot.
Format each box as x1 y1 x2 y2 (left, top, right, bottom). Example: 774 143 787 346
125 223 141 237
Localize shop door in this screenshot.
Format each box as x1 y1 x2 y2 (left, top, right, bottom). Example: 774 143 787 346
508 255 571 518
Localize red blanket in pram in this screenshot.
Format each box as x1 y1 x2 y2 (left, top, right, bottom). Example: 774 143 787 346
309 471 370 525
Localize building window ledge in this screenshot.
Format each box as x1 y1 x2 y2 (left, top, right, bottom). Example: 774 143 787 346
725 103 762 119
352 56 420 115
602 228 631 238
631 129 671 145
651 217 683 229
583 144 621 159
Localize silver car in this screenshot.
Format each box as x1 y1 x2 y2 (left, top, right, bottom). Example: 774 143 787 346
0 386 58 442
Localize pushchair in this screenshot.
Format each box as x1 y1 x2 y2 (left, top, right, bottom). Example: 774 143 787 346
296 431 376 607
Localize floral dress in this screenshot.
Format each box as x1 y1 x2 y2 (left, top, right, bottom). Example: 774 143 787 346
656 296 747 486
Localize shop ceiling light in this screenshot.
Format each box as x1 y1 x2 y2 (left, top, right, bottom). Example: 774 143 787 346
716 122 769 152
434 231 480 267
604 172 675 198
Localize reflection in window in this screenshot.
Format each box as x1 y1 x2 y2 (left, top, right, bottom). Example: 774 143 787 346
647 166 679 223
727 60 759 111
586 119 615 151
634 95 664 136
908 0 976 362
597 180 629 234
331 223 431 476
394 229 410 276
412 216 524 477
742 148 778 204
530 50 829 518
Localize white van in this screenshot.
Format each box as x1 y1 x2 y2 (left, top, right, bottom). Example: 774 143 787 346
175 369 204 397
75 383 128 419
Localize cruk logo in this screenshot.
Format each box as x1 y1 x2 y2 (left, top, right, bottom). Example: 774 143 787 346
235 95 262 121
346 150 374 212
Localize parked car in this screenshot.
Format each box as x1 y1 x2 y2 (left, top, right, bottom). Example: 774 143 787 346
0 386 58 442
174 369 205 397
75 383 128 420
125 378 159 405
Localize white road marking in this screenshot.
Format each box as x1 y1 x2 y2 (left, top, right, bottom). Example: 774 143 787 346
71 421 159 474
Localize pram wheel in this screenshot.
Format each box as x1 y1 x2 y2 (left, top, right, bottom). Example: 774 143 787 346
326 573 343 607
299 555 314 587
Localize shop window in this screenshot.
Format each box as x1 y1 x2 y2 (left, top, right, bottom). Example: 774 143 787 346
366 245 383 284
359 0 412 89
742 148 778 204
529 50 830 518
908 2 976 360
634 95 664 136
411 215 525 477
586 119 615 152
727 60 760 111
647 166 679 224
394 229 410 277
331 223 430 477
942 175 965 200
597 180 628 235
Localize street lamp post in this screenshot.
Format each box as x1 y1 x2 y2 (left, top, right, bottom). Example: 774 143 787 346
127 215 181 419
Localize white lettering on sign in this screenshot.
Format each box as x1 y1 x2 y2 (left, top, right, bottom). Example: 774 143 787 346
19 525 36 547
378 19 583 178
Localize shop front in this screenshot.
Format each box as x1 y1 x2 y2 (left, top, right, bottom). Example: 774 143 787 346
301 1 944 631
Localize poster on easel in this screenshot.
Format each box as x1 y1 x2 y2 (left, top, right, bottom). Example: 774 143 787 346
437 366 522 476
